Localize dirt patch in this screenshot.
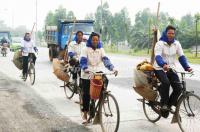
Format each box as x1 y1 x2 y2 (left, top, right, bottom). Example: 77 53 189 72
0 72 90 132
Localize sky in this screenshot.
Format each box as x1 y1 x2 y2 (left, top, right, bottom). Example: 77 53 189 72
0 0 199 31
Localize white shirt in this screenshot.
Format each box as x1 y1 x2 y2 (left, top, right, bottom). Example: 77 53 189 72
80 47 106 79
154 40 184 70
68 41 86 60
21 39 36 56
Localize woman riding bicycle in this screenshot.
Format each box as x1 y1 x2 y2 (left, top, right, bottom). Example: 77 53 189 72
80 32 118 124
67 31 86 81
154 25 192 118
21 32 38 79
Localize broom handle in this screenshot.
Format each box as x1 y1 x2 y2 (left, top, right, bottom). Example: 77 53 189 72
64 18 76 63
30 23 36 37
150 2 160 65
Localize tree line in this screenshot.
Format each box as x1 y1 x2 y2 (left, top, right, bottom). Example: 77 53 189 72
44 3 200 49
0 2 199 49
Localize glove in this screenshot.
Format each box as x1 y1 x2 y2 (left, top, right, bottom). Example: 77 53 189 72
84 69 90 74
113 70 118 76
34 47 38 52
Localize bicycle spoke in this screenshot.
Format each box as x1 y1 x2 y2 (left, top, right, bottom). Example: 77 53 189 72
100 94 120 132
28 63 35 85
177 94 200 132
143 98 161 122
64 81 75 99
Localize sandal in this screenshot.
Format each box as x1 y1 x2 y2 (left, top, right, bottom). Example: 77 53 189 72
81 112 88 124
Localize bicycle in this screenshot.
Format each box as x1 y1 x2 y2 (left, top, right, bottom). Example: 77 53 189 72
62 65 82 99
82 71 120 132
1 43 8 57
139 69 200 132
23 53 36 85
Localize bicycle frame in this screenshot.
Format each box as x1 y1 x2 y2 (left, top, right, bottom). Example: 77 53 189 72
28 53 35 63
175 71 196 117
88 74 110 123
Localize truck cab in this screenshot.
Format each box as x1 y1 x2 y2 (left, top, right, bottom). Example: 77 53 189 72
0 31 12 45
45 20 94 61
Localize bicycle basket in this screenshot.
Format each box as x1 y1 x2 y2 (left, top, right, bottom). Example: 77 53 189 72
13 51 23 70
54 69 70 82
133 69 158 101
90 78 103 100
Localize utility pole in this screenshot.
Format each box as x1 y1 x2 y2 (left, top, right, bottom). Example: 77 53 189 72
35 0 38 45
11 8 14 29
148 18 151 54
100 0 103 37
195 15 199 57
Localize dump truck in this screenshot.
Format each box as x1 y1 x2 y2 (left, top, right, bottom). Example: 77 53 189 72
0 31 12 44
45 20 94 61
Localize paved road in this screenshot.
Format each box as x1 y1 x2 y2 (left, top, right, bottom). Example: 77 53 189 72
0 47 199 132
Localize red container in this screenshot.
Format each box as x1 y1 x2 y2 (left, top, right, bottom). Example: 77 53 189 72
90 79 103 100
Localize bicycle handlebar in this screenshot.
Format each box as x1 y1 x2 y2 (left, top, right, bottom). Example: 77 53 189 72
87 71 115 76
168 68 194 77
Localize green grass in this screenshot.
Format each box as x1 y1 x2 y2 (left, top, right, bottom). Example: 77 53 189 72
104 45 149 56
184 49 200 64
105 45 200 64
10 43 21 52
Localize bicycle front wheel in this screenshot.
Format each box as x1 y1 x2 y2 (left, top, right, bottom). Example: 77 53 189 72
143 98 161 123
176 93 200 132
29 63 35 85
100 93 120 132
64 81 75 99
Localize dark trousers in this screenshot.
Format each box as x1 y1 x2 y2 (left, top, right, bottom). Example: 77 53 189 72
154 70 182 106
22 53 36 75
81 79 90 112
72 64 80 80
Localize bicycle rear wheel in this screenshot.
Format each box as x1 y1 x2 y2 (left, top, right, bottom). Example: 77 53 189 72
100 93 120 132
176 93 200 132
143 98 161 123
29 63 35 85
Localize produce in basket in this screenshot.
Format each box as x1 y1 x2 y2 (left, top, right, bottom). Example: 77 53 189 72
133 61 157 101
52 58 70 82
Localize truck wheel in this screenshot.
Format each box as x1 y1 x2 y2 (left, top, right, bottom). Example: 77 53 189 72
49 47 53 62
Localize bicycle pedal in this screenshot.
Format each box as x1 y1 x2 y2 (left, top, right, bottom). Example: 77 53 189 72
75 101 82 105
137 98 143 102
171 115 178 124
93 113 100 124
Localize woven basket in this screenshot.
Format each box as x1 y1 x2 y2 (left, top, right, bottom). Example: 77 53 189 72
133 86 157 101
12 51 23 70
53 69 70 82
53 58 69 82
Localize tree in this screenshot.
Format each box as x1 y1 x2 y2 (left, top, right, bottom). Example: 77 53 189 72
0 20 10 30
12 25 28 37
44 5 68 26
85 13 94 20
66 11 75 20
180 14 194 29
94 2 113 42
129 8 153 49
44 11 55 26
36 30 43 42
128 9 170 49
54 6 67 24
112 8 131 44
178 14 196 48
